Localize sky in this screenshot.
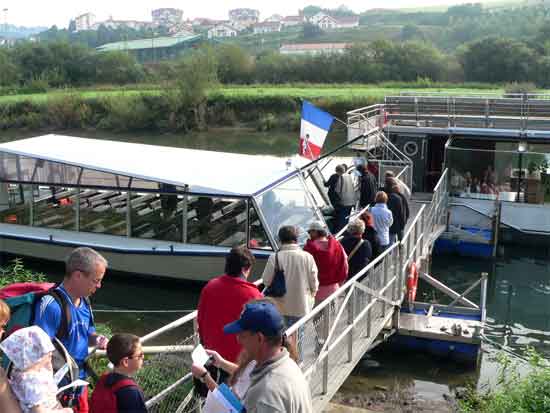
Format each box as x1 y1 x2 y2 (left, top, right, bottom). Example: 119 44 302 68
0 0 475 28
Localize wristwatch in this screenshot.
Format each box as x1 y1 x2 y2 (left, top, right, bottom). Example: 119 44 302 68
200 371 209 383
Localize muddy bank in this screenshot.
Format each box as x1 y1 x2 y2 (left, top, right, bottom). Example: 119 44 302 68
331 378 460 412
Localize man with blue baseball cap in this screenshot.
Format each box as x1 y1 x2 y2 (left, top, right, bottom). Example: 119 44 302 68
224 301 313 413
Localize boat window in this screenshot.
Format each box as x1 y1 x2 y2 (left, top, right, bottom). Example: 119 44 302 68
257 176 320 245
303 167 329 208
131 191 185 242
447 140 549 204
184 196 247 247
0 184 32 226
79 189 128 236
248 203 272 250
29 186 77 230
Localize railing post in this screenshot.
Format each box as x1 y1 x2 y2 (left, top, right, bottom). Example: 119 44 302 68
322 305 330 395
480 272 488 323
399 244 405 300
347 286 354 363
414 97 419 126
420 209 425 257
366 303 371 339
382 256 389 318
392 249 398 302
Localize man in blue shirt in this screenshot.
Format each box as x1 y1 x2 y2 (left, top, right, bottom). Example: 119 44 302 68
34 247 109 413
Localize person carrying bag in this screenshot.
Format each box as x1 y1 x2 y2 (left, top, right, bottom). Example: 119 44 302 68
264 253 286 297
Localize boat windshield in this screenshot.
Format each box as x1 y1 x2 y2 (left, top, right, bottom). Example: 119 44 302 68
257 175 320 245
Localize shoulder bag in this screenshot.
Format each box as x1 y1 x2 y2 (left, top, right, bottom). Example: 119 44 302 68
264 253 286 297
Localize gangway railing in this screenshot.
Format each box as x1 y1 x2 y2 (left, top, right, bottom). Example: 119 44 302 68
346 104 413 190
101 169 450 413
384 94 550 132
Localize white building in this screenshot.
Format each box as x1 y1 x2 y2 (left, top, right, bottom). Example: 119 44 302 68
282 16 304 27
309 12 328 24
316 15 360 30
265 14 283 22
280 42 350 55
229 8 260 28
207 24 238 39
74 13 95 32
152 8 183 27
252 21 282 35
94 18 152 30
334 16 360 29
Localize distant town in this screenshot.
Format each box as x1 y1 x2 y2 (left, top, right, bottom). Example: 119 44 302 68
0 6 362 59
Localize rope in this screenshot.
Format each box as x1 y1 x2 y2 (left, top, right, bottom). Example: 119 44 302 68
479 332 530 363
94 309 194 313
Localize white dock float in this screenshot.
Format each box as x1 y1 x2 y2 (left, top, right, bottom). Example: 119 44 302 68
398 312 482 345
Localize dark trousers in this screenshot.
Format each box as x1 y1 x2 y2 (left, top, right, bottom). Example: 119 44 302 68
334 206 353 233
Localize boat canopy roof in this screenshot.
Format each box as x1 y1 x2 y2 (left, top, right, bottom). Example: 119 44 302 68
0 135 306 196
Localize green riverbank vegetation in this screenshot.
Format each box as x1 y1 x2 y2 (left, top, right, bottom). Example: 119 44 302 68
460 350 550 413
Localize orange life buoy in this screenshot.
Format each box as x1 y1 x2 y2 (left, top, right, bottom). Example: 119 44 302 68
406 262 419 303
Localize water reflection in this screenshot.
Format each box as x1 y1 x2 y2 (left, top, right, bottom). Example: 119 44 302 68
340 245 550 404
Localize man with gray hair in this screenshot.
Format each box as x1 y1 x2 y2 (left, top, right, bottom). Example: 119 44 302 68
34 247 109 413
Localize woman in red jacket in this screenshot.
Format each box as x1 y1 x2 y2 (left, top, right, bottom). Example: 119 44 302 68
304 221 349 305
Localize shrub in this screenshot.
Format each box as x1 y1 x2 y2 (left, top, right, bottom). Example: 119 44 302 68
98 95 155 132
256 113 277 131
504 81 537 97
0 258 46 287
47 95 91 129
459 349 550 413
20 77 49 94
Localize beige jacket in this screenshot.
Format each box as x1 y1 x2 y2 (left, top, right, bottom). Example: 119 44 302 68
262 244 319 317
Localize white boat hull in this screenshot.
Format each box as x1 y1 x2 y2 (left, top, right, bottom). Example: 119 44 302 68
0 224 269 282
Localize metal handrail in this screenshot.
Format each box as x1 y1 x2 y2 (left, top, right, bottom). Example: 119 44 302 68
285 242 400 336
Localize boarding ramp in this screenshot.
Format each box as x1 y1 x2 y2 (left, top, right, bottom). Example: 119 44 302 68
346 104 414 191
88 169 450 413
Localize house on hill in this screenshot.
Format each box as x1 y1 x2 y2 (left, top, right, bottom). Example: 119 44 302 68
207 24 239 39
252 21 282 35
229 8 260 28
282 15 304 27
316 15 360 30
74 13 96 32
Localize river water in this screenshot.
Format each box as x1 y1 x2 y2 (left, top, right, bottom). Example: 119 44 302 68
2 128 550 408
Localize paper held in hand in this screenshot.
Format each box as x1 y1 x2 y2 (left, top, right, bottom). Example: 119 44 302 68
191 344 211 366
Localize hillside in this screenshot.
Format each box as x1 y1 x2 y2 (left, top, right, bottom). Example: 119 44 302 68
0 24 46 39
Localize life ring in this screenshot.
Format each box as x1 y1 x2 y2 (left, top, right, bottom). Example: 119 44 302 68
406 262 419 303
403 141 419 157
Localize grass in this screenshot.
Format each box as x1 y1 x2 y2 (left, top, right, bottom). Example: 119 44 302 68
0 84 505 105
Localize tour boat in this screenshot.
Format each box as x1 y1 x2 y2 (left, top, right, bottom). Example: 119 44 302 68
0 134 331 281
